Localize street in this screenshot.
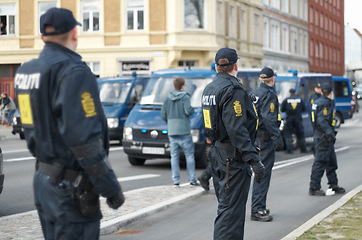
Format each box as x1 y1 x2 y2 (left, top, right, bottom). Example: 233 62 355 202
0 112 361 240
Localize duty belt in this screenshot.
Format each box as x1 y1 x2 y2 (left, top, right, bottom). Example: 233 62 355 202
215 141 236 159
37 161 92 190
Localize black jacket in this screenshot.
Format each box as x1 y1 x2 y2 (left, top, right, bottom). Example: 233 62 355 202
14 42 120 198
281 94 306 120
250 82 283 146
202 72 259 162
312 95 335 138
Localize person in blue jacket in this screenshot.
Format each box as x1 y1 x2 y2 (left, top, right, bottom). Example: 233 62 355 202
161 77 198 187
14 8 124 240
309 83 345 196
249 67 284 222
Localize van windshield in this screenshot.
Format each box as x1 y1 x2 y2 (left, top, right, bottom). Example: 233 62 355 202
275 80 297 103
140 77 214 107
99 82 132 103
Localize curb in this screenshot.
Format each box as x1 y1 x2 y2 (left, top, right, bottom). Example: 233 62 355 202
100 184 205 235
281 184 362 240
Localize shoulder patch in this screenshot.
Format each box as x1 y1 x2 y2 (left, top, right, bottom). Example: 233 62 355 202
270 102 275 113
323 107 327 116
234 100 242 116
81 92 97 118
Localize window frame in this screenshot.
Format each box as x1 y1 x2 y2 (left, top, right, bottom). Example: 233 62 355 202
0 3 16 36
183 0 207 31
81 0 101 33
125 0 144 31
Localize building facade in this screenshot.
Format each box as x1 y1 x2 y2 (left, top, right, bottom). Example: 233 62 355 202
308 0 344 75
0 0 265 98
262 0 309 74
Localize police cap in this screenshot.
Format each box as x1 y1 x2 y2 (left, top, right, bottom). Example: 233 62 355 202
289 88 296 94
260 67 275 79
215 48 239 66
40 7 82 36
321 83 332 94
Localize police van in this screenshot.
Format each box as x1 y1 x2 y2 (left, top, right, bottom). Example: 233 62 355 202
274 72 334 143
97 75 149 144
333 76 353 128
122 66 260 168
0 147 4 195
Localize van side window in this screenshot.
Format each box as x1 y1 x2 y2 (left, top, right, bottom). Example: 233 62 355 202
248 77 259 92
334 82 350 97
298 83 306 100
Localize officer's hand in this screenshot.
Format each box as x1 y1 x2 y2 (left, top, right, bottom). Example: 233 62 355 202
249 160 265 184
106 191 125 210
274 142 284 152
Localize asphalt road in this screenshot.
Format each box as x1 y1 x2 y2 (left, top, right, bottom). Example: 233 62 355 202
1 112 361 240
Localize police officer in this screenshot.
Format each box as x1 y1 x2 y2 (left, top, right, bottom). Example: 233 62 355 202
310 82 322 106
202 48 264 239
309 83 345 196
249 67 284 222
14 8 124 239
281 88 308 154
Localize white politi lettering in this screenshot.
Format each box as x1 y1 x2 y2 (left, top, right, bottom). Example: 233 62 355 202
14 73 41 90
202 95 216 106
287 99 301 104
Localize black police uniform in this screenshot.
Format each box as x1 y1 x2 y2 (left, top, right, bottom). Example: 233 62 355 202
281 92 307 153
310 95 339 191
15 42 122 239
202 72 259 239
250 82 283 217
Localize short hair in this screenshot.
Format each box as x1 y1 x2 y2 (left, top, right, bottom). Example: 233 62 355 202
216 58 235 73
42 25 70 43
260 77 273 83
174 77 185 90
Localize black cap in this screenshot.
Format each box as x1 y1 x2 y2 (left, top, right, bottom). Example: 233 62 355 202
289 88 296 94
260 67 275 79
316 82 321 88
321 83 332 94
215 48 239 66
40 7 81 36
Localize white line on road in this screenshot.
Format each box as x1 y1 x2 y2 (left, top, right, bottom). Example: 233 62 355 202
4 156 35 162
117 174 160 182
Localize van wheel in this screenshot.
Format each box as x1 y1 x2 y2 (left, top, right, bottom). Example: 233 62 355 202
128 156 146 166
196 145 210 169
335 113 343 128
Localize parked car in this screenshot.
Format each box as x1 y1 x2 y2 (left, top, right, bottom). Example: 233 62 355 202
11 109 25 139
0 147 4 195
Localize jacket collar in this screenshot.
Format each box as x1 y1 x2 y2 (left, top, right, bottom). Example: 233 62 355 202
42 42 82 62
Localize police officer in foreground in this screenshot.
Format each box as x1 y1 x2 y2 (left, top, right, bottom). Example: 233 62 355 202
281 88 308 154
249 67 284 222
14 8 124 239
309 83 345 196
202 47 264 239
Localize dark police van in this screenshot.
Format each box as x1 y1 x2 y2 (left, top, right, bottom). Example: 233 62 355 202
122 67 260 168
333 76 353 128
97 75 149 144
275 72 334 143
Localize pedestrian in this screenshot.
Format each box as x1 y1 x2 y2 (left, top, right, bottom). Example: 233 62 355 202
249 67 284 222
14 8 124 240
281 88 308 154
161 77 199 187
309 83 345 196
310 82 322 106
0 92 16 125
202 47 264 239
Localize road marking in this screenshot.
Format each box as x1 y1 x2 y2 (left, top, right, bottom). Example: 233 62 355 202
273 146 349 170
117 174 160 182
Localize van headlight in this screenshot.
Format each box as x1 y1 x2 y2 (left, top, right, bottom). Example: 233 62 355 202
191 129 200 143
107 118 119 128
123 127 133 141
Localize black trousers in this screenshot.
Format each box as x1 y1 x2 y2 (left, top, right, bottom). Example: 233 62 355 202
33 171 101 240
284 116 307 151
209 146 251 240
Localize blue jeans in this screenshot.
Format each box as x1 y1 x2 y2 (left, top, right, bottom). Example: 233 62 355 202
169 134 196 184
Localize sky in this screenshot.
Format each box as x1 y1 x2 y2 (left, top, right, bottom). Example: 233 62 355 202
344 0 362 33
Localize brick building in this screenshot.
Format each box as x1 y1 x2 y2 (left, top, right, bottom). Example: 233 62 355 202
308 0 344 75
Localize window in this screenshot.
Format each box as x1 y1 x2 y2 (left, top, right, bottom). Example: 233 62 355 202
216 2 222 34
39 1 57 16
184 0 205 30
254 14 260 43
82 0 100 33
178 60 196 68
229 6 233 37
282 0 289 13
86 61 100 77
126 0 144 31
282 25 289 52
240 9 245 40
263 18 269 48
0 3 15 36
